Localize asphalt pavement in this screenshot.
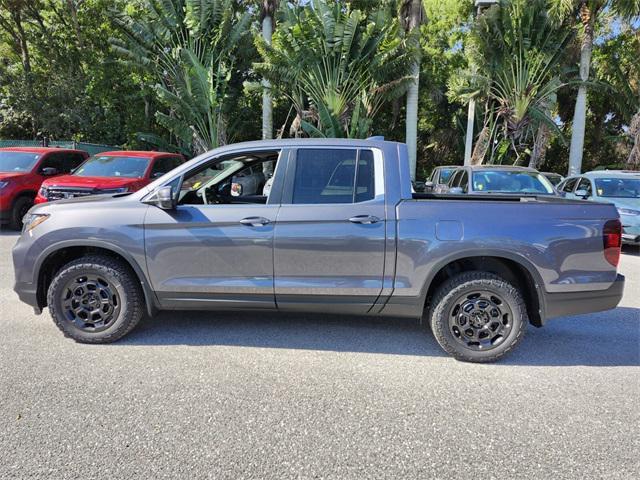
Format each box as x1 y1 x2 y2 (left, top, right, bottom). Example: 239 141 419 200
0 231 638 479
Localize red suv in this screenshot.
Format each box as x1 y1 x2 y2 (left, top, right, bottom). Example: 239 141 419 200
0 147 89 229
35 151 185 204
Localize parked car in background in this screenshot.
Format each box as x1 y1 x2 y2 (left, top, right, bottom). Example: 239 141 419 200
558 170 640 245
0 147 89 229
13 139 624 363
35 151 185 204
445 165 557 195
540 171 564 186
425 166 457 193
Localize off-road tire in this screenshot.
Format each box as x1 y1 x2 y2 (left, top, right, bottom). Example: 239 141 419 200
47 255 144 343
9 196 33 230
429 271 527 363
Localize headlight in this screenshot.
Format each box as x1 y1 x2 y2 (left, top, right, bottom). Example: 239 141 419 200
22 213 50 233
38 186 48 197
0 181 9 189
618 208 640 216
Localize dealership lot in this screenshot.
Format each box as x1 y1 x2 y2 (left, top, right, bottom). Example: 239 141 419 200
0 231 638 479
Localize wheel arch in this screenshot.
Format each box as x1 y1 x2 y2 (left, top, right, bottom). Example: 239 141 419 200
420 250 546 327
34 240 158 317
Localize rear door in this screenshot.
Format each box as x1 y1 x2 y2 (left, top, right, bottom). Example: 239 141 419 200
273 147 386 313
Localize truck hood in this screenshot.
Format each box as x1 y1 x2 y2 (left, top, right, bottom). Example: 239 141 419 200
0 172 28 181
42 175 143 189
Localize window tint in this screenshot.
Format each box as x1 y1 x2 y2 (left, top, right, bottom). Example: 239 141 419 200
459 171 469 192
448 169 462 187
41 152 84 173
576 178 592 196
292 149 374 204
562 178 578 193
151 157 181 178
355 150 374 202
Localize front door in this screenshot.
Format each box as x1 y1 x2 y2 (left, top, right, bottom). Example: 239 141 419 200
144 152 281 310
273 148 386 314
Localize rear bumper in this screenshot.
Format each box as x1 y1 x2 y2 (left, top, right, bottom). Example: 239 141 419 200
543 274 625 320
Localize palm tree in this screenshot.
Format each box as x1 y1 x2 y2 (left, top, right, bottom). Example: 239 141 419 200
399 0 426 181
255 0 413 139
258 1 279 141
111 0 251 154
450 0 572 165
550 0 640 175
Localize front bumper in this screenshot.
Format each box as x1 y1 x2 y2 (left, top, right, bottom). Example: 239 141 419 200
12 233 42 314
543 274 625 320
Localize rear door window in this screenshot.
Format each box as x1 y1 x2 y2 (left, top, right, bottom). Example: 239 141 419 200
576 177 592 197
292 149 374 204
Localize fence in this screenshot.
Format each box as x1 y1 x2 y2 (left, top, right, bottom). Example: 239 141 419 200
0 139 121 156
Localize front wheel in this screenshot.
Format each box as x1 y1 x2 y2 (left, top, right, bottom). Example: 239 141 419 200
429 272 527 363
9 196 33 230
47 255 144 343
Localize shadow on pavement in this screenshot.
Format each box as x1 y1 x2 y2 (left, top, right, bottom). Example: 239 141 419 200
118 307 640 367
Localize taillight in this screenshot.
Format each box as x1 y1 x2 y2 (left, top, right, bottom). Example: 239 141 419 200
603 219 622 267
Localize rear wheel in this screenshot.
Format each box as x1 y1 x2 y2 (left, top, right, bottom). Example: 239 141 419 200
9 196 33 230
429 272 527 363
47 255 144 343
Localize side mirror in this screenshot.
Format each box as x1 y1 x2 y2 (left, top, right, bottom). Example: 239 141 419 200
41 167 59 176
424 181 434 192
144 186 176 210
449 187 464 194
575 189 589 199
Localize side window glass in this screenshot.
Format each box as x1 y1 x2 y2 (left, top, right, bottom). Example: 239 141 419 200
151 158 171 178
355 150 375 203
460 171 469 192
293 149 356 204
562 178 577 193
40 154 64 173
577 178 592 196
66 153 86 173
449 170 461 187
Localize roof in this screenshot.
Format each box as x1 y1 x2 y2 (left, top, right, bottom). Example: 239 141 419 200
96 150 179 158
583 170 640 177
461 165 537 171
0 146 86 154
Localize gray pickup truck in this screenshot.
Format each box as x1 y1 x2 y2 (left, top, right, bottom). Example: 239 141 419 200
13 138 625 362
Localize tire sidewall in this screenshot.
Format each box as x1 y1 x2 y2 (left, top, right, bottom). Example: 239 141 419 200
11 196 33 230
49 262 134 342
431 274 527 362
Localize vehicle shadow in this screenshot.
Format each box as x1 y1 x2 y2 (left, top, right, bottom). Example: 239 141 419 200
622 245 639 257
119 307 640 367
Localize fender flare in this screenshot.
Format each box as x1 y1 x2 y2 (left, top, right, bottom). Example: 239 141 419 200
34 239 159 317
417 248 547 323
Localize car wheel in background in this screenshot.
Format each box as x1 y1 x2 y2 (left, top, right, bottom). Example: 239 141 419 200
10 196 33 230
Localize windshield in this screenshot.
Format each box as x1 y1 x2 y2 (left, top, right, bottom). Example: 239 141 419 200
472 170 555 194
594 178 640 198
0 151 40 173
74 155 150 178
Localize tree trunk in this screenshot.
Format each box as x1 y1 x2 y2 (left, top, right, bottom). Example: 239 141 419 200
529 123 550 169
567 3 595 176
406 61 419 180
402 0 424 181
627 111 640 168
261 12 274 175
471 125 490 165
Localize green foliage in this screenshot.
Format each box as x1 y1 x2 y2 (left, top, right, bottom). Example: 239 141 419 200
255 0 414 138
451 0 573 165
111 0 252 155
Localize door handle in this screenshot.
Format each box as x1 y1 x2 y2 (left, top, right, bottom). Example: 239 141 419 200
348 215 381 225
240 216 271 227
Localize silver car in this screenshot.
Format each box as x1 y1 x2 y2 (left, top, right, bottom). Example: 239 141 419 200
558 170 640 245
